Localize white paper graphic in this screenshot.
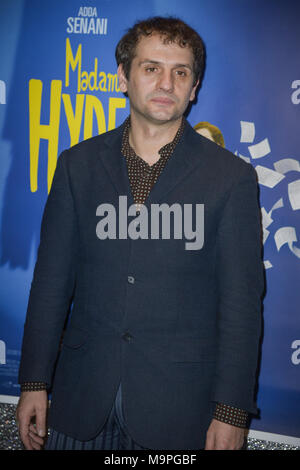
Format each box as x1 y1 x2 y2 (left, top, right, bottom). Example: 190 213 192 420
234 150 251 163
274 158 300 174
255 165 285 188
263 227 270 244
235 120 300 264
248 138 271 159
238 153 251 163
275 226 297 251
290 244 300 258
261 207 273 229
274 226 300 258
264 260 273 269
288 179 300 210
240 121 255 143
269 198 284 215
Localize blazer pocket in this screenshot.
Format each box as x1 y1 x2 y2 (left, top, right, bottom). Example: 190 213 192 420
62 326 89 349
170 338 216 363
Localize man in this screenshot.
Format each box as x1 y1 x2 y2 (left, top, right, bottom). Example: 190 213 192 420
17 17 264 450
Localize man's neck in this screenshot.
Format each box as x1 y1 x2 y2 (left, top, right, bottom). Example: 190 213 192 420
128 113 183 166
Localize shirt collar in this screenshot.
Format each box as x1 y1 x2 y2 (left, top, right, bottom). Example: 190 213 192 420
121 116 185 162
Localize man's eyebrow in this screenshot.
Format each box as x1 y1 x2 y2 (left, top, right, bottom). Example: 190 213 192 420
138 59 192 70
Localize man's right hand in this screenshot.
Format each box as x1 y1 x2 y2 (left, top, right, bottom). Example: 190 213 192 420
16 391 48 450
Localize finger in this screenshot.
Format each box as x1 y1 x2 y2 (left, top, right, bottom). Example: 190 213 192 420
29 423 42 435
29 424 45 445
21 429 34 450
29 435 43 451
35 405 47 438
29 430 45 447
29 423 38 434
18 413 34 450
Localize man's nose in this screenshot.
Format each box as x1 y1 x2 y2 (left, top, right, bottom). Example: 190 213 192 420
157 70 174 92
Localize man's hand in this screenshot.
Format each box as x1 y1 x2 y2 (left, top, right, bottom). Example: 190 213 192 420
205 419 246 450
16 391 48 450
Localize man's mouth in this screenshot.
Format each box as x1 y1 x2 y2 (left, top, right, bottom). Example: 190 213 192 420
150 96 175 105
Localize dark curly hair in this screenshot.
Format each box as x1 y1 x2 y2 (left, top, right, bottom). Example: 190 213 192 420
115 16 206 86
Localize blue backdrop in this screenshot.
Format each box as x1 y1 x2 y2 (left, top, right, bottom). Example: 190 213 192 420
0 0 299 439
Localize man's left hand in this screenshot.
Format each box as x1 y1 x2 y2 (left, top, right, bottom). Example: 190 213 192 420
205 419 246 450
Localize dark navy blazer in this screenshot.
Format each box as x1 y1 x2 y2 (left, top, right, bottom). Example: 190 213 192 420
19 120 264 450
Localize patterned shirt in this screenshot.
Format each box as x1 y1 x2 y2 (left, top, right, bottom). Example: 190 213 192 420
121 116 185 210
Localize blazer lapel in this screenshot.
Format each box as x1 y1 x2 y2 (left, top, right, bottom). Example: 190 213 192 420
96 123 135 207
145 121 204 208
95 120 204 209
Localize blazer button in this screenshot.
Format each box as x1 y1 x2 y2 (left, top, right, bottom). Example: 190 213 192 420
122 332 133 342
127 275 135 284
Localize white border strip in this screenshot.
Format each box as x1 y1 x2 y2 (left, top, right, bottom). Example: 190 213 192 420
0 395 299 447
249 429 300 447
0 394 19 404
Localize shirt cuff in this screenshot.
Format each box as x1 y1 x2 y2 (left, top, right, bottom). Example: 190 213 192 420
20 382 48 392
213 403 248 428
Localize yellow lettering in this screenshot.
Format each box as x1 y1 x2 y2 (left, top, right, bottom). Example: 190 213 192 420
29 79 62 193
107 73 119 92
89 58 99 91
65 37 82 93
80 71 89 91
108 97 126 131
84 94 106 139
62 93 85 147
98 71 107 91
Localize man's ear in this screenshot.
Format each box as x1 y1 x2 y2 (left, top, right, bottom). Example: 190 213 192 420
117 64 128 94
189 79 199 102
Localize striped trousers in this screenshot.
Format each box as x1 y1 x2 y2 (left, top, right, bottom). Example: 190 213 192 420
45 384 148 450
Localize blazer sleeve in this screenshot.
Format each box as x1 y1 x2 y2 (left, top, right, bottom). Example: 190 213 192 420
211 163 264 414
18 151 78 387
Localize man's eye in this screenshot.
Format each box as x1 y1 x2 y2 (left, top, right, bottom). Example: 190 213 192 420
176 70 186 76
145 67 157 72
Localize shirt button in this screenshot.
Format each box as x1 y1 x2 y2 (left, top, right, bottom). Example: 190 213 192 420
122 332 133 342
127 276 135 284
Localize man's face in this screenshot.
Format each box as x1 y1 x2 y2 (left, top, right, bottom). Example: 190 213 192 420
118 34 199 125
